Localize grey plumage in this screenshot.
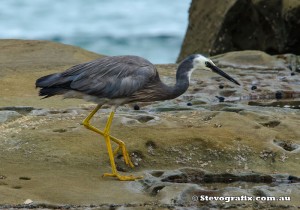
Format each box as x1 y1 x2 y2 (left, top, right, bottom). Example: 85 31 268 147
37 56 155 101
36 54 240 105
37 55 185 104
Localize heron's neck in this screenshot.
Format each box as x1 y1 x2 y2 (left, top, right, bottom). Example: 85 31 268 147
159 72 190 100
172 72 190 97
156 62 193 101
171 60 195 97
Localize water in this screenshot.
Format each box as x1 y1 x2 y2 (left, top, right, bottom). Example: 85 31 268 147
0 0 191 63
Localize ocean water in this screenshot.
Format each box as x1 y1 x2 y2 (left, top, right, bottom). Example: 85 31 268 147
0 0 191 63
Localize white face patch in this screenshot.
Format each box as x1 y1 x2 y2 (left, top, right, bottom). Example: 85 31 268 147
186 54 215 82
193 54 215 71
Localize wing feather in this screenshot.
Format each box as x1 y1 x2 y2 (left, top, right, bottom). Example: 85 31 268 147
67 56 158 99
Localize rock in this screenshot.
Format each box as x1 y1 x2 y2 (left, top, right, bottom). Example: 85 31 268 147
0 40 104 108
251 85 257 90
275 91 283 99
138 168 300 208
260 120 281 128
120 115 157 125
215 96 225 102
29 109 50 116
0 39 103 73
0 175 6 179
133 104 140 110
220 107 244 113
158 168 274 184
0 111 22 123
135 115 156 123
0 106 35 114
212 51 287 70
120 117 140 125
52 128 67 133
273 139 300 152
24 199 33 205
0 39 299 208
178 0 300 61
248 100 300 109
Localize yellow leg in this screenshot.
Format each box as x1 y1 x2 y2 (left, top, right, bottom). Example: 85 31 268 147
102 111 142 181
82 105 141 180
82 105 134 167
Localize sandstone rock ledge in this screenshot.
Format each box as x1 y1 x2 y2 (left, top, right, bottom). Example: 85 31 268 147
0 40 299 209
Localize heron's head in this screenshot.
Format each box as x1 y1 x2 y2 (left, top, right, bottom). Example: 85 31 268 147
191 54 240 86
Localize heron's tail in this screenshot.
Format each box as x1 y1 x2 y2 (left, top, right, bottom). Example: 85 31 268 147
36 73 60 87
38 87 68 98
36 73 70 98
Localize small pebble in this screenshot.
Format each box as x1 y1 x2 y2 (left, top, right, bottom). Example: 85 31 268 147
24 199 33 204
291 72 295 76
275 91 283 99
133 104 140 110
0 175 6 179
219 84 224 89
214 123 222 128
187 102 192 106
216 96 225 102
251 85 257 90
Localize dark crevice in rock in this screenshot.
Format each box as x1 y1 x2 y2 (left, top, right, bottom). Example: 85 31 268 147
260 120 281 128
161 172 274 184
273 139 299 152
150 185 166 196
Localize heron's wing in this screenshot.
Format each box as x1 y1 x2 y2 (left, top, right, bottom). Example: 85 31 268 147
68 56 158 98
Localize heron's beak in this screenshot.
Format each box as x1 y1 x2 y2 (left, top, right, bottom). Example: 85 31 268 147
207 62 240 86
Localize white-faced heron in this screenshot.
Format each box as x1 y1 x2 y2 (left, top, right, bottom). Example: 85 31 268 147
36 54 240 181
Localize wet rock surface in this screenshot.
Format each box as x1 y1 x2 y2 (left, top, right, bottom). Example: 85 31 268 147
0 40 299 209
135 168 300 208
0 111 22 123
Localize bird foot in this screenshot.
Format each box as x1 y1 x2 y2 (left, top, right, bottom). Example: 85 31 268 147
103 173 142 181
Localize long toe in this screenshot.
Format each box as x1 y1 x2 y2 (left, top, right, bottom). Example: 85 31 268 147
102 173 142 181
102 173 117 178
117 174 143 181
